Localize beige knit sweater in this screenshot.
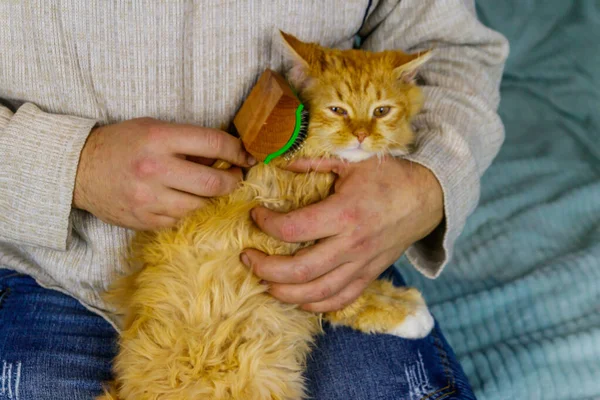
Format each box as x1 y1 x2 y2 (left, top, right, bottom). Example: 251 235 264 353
0 0 508 327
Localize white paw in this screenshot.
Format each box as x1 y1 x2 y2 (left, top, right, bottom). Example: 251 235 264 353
387 305 435 339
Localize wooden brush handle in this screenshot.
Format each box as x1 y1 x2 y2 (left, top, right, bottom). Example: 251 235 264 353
233 69 301 162
208 70 297 170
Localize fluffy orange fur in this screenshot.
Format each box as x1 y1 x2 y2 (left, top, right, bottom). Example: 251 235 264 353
99 33 433 400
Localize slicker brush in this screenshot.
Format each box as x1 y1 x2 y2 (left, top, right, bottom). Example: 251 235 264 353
233 69 309 164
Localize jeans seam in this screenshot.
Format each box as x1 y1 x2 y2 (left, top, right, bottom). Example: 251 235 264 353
419 329 456 400
432 391 457 400
0 287 11 310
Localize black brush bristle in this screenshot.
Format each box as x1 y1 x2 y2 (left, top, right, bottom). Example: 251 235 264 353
283 108 309 160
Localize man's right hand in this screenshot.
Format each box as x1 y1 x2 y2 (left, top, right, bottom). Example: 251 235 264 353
73 117 255 230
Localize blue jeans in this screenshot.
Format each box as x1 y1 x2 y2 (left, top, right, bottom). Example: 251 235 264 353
0 268 475 400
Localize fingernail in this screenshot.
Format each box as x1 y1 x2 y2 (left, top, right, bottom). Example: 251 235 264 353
240 252 250 267
250 208 257 221
247 155 257 166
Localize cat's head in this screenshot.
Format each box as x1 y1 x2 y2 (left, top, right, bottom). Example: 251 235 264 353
280 31 431 162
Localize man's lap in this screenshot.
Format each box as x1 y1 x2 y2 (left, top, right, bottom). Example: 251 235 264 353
0 268 475 400
0 270 114 399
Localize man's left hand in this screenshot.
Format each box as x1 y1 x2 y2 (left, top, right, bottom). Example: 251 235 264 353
241 156 444 312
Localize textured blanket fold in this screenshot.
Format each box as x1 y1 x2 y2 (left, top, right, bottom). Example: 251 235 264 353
397 1 600 398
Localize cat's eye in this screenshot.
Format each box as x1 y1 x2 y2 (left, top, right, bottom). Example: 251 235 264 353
373 106 391 118
329 106 348 116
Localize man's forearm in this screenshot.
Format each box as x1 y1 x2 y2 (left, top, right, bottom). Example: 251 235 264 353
0 102 97 250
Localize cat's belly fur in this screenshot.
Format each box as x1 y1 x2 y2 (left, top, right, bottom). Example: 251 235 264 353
106 165 334 400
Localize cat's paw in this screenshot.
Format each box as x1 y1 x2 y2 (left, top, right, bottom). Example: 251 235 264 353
387 304 434 339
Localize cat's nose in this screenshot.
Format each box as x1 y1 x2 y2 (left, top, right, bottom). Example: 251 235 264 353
353 131 369 143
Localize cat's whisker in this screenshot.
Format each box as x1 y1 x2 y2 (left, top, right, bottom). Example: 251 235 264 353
338 157 350 169
315 156 327 172
376 151 385 166
384 138 410 154
385 137 407 146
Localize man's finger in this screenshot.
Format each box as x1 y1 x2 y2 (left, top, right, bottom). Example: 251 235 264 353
168 126 255 167
241 238 349 284
301 276 372 313
302 251 399 312
163 157 243 197
155 189 210 219
284 158 348 175
251 196 345 243
266 260 364 305
186 155 215 166
300 251 394 312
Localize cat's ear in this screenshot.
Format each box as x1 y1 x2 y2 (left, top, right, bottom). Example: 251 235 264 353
279 31 319 89
393 50 433 84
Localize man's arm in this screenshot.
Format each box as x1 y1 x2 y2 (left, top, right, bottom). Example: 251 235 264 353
0 103 255 252
0 103 97 250
360 0 509 277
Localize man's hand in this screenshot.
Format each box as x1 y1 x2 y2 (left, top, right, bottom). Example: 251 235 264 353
73 117 255 230
241 156 443 312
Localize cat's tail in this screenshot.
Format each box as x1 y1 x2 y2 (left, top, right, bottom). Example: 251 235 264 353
96 382 121 400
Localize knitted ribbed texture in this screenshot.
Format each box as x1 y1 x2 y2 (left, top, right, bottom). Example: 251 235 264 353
398 1 600 398
0 1 507 328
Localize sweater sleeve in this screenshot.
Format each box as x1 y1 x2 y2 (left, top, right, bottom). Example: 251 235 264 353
0 102 97 251
359 0 509 277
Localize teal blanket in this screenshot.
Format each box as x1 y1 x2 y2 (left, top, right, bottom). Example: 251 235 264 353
396 1 600 399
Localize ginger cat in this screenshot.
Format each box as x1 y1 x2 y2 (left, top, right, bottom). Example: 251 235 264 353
99 32 434 400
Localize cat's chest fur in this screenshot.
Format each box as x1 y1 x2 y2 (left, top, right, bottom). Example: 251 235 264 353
245 163 335 214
